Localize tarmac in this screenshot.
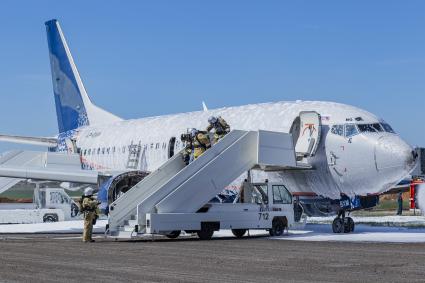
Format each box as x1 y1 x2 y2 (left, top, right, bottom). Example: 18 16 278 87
0 234 424 283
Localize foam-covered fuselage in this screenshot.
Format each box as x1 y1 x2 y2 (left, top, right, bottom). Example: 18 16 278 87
57 100 415 200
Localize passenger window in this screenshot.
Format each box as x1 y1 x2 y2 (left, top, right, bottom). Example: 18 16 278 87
345 124 358 137
331 125 344 136
272 185 292 204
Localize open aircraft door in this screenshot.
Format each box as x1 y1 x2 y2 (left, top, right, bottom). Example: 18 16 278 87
290 111 322 161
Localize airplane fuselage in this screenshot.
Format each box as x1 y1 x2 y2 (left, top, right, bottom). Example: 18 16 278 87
57 100 415 200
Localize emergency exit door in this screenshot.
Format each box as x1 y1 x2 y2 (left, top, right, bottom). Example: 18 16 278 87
290 111 322 160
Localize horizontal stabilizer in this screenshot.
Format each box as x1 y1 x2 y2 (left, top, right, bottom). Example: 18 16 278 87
0 135 57 147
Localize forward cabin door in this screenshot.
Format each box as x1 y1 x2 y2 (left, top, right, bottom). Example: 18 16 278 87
290 111 322 161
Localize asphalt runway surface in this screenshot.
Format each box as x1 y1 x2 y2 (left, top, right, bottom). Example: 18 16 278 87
0 234 424 283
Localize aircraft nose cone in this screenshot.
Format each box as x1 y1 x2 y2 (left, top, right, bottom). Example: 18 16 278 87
374 136 416 172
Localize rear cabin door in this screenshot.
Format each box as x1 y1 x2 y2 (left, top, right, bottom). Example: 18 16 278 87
290 111 322 160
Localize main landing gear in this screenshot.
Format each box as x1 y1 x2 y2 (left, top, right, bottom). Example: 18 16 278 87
332 210 355 233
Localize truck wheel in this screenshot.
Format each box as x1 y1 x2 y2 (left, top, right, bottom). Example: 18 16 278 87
332 218 343 233
71 203 79 217
269 219 285 236
165 230 181 239
197 227 214 240
231 229 247 238
43 214 58 223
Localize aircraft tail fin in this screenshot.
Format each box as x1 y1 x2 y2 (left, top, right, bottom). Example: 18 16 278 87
45 19 121 133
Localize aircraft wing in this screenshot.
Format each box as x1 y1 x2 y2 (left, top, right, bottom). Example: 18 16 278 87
0 134 57 147
0 150 98 185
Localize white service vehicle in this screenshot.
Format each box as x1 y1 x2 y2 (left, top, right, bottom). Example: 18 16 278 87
0 187 79 224
145 181 295 240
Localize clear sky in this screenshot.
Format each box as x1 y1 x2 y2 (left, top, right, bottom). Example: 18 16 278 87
0 1 424 152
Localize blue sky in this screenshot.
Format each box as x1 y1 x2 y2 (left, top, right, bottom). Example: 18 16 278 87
0 1 424 152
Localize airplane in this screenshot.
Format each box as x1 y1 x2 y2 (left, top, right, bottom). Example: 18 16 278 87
0 19 418 233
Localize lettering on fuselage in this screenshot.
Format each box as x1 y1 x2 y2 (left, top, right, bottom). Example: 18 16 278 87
85 131 102 138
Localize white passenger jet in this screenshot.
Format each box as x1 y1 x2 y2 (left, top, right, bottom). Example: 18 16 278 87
0 20 418 232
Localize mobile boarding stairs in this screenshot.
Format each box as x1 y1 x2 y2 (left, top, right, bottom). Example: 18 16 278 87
107 129 314 239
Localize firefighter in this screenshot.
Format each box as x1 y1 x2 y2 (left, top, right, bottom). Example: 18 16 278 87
81 187 99 243
397 192 403 215
206 116 230 144
181 130 194 165
191 128 211 159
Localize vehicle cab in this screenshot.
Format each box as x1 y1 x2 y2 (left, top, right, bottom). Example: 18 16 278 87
35 188 79 220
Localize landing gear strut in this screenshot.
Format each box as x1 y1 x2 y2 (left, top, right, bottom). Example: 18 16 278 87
332 210 355 233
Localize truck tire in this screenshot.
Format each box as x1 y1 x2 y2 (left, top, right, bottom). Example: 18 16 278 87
231 229 247 238
43 214 58 223
197 227 214 240
71 203 79 217
165 230 181 239
269 219 285 236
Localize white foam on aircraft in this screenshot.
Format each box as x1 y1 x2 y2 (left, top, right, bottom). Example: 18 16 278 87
75 100 415 199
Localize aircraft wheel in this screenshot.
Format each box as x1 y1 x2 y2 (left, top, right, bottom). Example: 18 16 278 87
332 218 343 233
347 217 355 232
165 230 181 239
231 229 247 238
343 217 355 233
197 227 214 240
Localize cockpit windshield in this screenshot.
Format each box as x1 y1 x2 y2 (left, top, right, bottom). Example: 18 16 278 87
330 122 396 137
381 123 395 134
357 123 383 133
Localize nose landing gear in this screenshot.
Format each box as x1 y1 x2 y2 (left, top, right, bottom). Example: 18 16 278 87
332 210 355 233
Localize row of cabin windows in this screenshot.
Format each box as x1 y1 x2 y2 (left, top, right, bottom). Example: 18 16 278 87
80 140 182 157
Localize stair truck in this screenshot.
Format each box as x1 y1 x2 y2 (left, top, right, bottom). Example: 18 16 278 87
105 130 310 240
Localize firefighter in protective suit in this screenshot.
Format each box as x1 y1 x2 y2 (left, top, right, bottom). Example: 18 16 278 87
191 129 211 160
181 130 194 165
81 187 99 242
206 116 230 144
